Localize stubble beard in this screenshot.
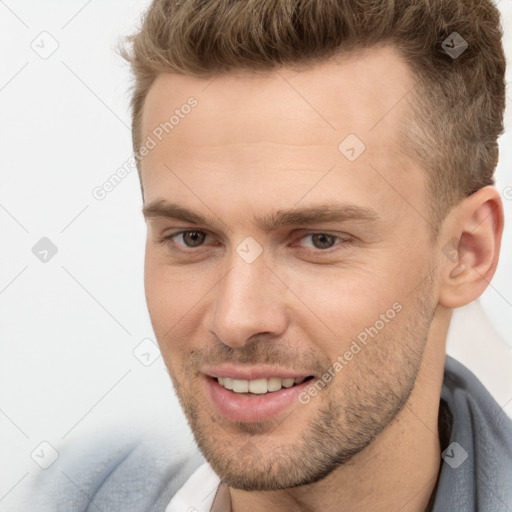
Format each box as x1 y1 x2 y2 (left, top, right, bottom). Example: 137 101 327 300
166 281 437 491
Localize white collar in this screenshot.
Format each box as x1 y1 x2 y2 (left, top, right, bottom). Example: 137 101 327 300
165 462 222 512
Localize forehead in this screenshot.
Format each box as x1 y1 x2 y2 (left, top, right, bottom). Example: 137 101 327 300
140 45 427 228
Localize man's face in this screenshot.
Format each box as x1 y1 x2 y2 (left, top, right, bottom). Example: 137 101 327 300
141 45 440 490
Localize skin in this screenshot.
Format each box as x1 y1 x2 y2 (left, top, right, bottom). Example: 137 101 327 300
140 45 503 512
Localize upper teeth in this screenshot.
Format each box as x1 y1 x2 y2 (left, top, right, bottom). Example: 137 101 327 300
217 377 306 394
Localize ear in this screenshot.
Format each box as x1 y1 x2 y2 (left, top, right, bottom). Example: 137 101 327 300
438 186 504 309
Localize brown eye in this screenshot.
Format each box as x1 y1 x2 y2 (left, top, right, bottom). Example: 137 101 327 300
166 230 208 248
180 231 206 247
310 233 337 249
297 233 340 250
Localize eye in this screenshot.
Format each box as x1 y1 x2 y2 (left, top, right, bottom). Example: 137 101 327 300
167 230 209 248
295 233 350 250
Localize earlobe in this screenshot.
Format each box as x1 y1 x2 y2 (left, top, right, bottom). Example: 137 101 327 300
438 186 504 309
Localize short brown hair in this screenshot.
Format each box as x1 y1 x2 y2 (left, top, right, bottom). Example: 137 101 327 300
120 0 506 227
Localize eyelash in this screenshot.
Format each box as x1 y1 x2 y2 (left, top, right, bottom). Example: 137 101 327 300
159 230 353 255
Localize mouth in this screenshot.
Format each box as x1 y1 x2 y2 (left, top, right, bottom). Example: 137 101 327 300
203 372 317 423
214 375 315 395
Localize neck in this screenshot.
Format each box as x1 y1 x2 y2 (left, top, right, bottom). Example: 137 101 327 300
229 306 450 512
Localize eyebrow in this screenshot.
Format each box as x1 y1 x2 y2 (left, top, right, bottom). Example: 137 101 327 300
142 199 381 232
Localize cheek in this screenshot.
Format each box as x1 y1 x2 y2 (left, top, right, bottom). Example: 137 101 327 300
284 264 403 334
279 253 426 366
144 248 211 348
144 249 183 334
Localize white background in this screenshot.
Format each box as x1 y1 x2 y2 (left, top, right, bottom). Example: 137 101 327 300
1 1 511 509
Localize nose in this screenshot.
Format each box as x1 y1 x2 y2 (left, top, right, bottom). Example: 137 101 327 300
208 249 288 348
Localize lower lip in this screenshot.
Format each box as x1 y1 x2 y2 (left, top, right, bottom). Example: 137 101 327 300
205 376 313 423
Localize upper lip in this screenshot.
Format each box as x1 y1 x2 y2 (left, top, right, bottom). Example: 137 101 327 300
202 364 313 381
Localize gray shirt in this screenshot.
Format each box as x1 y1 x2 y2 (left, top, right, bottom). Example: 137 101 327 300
431 356 512 510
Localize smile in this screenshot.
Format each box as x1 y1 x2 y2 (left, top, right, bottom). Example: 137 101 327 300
205 373 316 422
216 376 312 394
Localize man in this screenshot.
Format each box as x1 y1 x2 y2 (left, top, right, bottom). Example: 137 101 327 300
25 0 512 511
